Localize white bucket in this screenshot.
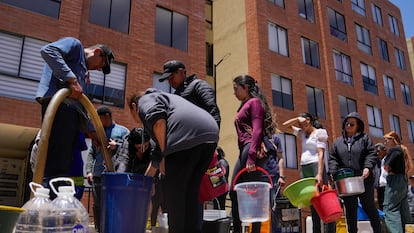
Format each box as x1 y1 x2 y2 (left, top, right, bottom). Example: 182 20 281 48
203 209 227 221
234 181 271 222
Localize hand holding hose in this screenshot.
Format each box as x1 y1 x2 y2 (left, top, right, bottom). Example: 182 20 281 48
67 78 83 99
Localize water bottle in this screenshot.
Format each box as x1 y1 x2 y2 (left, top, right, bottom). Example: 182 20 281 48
14 182 53 233
156 212 169 233
48 177 90 233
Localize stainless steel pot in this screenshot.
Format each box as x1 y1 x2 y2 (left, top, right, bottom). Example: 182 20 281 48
335 176 365 197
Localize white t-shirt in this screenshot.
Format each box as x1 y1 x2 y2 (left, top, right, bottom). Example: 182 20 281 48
294 127 328 165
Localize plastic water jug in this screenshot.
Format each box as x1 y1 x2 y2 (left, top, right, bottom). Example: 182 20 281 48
14 182 53 233
49 177 89 233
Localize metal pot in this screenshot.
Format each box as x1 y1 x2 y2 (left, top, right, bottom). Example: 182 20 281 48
335 176 365 197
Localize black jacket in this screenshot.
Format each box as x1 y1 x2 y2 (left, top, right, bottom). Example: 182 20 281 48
329 112 377 181
174 74 221 128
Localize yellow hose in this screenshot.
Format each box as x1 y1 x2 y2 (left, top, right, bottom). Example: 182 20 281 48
32 88 113 186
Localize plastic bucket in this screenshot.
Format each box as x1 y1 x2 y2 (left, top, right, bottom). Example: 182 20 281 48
0 205 24 233
333 168 354 181
202 217 231 233
283 177 316 208
311 186 342 223
233 167 273 223
101 172 153 233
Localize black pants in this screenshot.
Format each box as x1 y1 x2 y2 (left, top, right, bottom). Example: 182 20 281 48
164 142 217 233
343 181 382 233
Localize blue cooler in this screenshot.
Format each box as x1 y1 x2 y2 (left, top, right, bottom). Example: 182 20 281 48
101 172 153 233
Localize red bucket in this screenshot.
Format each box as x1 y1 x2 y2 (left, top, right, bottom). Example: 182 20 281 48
311 185 342 223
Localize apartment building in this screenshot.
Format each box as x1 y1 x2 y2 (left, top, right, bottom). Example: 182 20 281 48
0 0 207 206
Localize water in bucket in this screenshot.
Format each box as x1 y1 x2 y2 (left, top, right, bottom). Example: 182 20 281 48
101 172 153 233
234 181 271 222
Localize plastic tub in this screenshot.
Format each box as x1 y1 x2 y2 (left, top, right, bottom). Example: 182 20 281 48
101 172 153 233
283 178 316 208
0 205 24 233
232 167 272 223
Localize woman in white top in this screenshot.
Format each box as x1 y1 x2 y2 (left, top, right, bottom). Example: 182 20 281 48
282 112 335 233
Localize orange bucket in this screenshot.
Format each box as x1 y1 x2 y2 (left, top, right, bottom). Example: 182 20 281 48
311 185 342 223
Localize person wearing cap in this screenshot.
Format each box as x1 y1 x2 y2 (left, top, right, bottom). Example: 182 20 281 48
35 37 114 192
159 60 221 127
374 142 387 210
86 106 129 232
129 88 219 233
382 131 413 232
329 112 382 233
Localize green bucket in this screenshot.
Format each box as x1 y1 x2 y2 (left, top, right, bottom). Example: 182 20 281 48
283 178 316 208
0 205 24 233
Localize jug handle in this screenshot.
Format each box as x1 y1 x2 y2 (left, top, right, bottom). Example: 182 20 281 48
29 182 44 194
49 177 75 195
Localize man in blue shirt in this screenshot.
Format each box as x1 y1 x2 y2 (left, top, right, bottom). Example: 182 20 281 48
35 37 114 195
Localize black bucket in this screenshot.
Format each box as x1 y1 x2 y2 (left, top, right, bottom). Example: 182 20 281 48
101 172 153 233
202 217 231 233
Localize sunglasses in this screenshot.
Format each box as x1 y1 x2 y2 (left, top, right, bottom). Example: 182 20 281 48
345 122 356 127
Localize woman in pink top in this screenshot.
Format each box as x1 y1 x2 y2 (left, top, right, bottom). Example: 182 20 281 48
230 74 276 233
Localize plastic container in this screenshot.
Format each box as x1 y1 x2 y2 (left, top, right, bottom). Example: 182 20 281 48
0 205 25 233
333 168 354 181
283 178 316 208
310 186 342 223
49 177 89 233
101 172 153 233
14 182 53 233
233 167 273 223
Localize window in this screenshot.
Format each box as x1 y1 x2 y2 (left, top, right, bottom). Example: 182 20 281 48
0 32 47 101
366 105 383 138
298 0 315 23
155 7 188 51
279 133 297 169
395 48 406 70
351 0 366 16
389 114 401 138
372 4 383 26
401 83 412 106
269 0 284 8
355 24 371 54
89 0 131 33
360 63 377 95
153 73 174 93
333 50 353 85
0 0 60 18
383 75 395 99
328 8 347 41
378 38 389 62
271 74 293 110
87 63 127 107
388 15 399 36
407 120 414 143
339 96 357 122
301 37 319 68
306 86 325 119
268 22 288 56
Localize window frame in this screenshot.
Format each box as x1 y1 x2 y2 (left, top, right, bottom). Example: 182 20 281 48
388 14 400 36
366 105 383 138
378 38 389 62
339 95 357 122
401 82 412 106
407 120 414 143
360 63 377 95
306 85 326 119
351 0 366 16
301 37 320 68
279 133 298 169
155 7 188 51
328 8 347 41
372 4 383 26
268 22 289 56
89 0 131 33
389 114 401 138
298 0 315 23
269 0 285 8
395 48 406 70
383 75 395 99
355 24 372 54
271 73 293 110
333 50 353 85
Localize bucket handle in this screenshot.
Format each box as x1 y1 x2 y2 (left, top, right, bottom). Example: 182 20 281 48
232 166 273 191
314 184 333 196
49 177 75 195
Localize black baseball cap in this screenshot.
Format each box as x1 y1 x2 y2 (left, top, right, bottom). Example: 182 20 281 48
97 106 112 116
98 44 114 75
159 60 186 82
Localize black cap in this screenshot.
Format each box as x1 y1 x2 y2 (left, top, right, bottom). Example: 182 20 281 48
97 106 112 116
98 44 114 75
159 60 186 82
